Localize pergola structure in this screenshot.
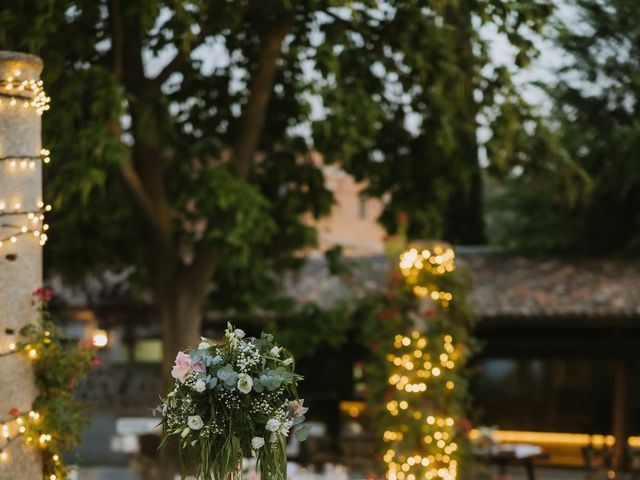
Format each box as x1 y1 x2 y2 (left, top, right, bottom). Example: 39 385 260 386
466 251 640 469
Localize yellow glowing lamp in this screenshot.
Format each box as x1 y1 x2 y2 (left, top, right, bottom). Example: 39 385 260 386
92 329 108 348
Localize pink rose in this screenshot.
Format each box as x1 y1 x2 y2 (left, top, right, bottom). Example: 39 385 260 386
191 361 206 374
289 399 309 418
171 351 194 383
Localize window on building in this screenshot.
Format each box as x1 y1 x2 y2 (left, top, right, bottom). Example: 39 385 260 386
358 196 367 220
134 339 163 363
471 358 614 433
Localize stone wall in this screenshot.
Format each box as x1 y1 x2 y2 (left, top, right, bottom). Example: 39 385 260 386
0 51 44 479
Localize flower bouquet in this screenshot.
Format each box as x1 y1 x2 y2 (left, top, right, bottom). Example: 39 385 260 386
158 324 310 479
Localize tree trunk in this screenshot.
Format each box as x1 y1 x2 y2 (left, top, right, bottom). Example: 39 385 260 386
150 254 224 480
155 286 203 480
443 2 486 245
158 286 204 393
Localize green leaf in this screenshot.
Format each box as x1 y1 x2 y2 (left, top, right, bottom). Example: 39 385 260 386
294 425 311 442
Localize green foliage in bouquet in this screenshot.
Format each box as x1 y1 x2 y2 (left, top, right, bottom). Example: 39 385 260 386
17 289 98 479
159 324 309 480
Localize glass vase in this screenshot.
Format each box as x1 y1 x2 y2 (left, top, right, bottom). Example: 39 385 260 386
226 456 242 480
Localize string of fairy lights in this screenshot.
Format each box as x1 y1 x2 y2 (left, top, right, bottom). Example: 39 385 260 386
400 246 455 308
383 244 462 480
0 335 62 476
0 143 51 251
0 70 60 479
0 77 50 115
0 204 51 249
383 331 460 480
0 148 51 169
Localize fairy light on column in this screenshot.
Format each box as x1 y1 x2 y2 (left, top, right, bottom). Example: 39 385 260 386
0 308 71 480
0 409 43 464
0 205 51 249
379 241 474 480
0 50 90 480
0 287 98 480
0 77 50 115
0 50 51 479
0 146 52 250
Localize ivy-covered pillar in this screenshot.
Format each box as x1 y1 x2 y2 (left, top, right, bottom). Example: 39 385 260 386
365 240 475 480
0 51 47 478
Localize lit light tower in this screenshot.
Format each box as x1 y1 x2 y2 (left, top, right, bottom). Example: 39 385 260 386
0 50 49 478
381 241 473 480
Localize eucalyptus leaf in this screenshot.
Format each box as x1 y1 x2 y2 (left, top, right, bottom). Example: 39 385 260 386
294 425 311 442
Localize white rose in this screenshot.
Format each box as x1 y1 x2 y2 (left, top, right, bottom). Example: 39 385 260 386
237 373 253 394
266 419 281 432
270 346 281 356
251 436 265 450
187 415 204 430
234 328 245 339
198 341 210 350
194 379 206 393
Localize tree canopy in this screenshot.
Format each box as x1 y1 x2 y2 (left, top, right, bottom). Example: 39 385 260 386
487 0 640 254
313 1 557 243
0 1 563 373
0 0 550 314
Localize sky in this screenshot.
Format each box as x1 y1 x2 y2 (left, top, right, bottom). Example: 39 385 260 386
485 1 579 107
143 2 578 151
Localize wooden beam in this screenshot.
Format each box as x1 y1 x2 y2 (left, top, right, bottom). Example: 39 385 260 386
612 360 630 469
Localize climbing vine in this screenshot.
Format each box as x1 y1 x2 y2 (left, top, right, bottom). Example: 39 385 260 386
0 288 98 479
360 240 477 480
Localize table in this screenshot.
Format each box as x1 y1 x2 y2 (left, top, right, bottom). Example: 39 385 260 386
480 447 550 480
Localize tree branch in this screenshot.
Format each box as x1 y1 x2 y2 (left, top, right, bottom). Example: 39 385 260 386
119 161 172 249
149 15 223 92
106 2 174 255
318 4 376 38
107 0 124 78
234 18 293 180
150 50 188 90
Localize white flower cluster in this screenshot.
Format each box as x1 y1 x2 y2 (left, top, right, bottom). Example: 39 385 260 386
265 404 294 441
236 342 260 372
250 388 285 416
162 391 194 430
217 388 241 411
224 324 246 349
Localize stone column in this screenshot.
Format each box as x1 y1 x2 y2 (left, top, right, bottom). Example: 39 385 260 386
0 51 45 479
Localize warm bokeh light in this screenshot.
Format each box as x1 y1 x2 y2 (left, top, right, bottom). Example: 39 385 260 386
383 244 463 480
92 330 108 348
